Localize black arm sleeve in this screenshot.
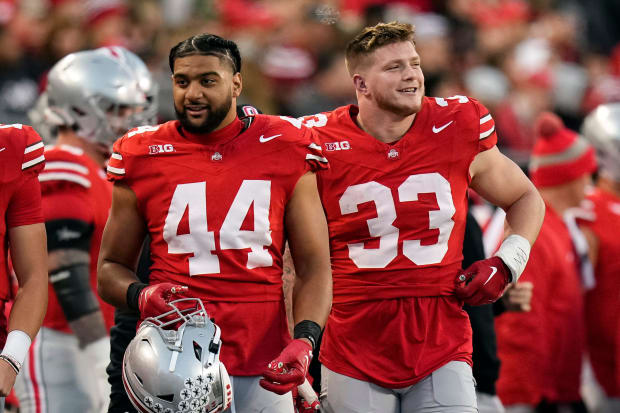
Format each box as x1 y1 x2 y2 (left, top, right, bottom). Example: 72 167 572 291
462 211 501 395
46 219 101 321
107 236 152 413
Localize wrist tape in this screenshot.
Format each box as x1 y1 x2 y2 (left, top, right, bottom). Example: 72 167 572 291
494 234 531 283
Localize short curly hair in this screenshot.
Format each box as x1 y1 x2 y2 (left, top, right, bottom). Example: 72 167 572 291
345 21 415 75
169 33 241 74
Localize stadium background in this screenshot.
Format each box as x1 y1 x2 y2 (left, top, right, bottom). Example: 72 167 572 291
1 0 619 170
1 0 619 411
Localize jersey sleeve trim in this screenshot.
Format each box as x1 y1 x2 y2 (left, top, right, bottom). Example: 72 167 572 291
480 113 492 124
106 165 125 176
306 154 328 163
39 172 91 188
25 141 44 154
44 161 89 175
479 125 495 140
479 112 496 141
22 154 45 170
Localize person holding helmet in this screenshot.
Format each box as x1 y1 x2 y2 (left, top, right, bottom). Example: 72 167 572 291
13 48 152 413
578 103 620 413
122 298 232 413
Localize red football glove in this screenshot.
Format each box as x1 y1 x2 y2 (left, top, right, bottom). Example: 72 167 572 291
259 339 312 395
293 379 320 412
138 282 189 320
455 256 511 306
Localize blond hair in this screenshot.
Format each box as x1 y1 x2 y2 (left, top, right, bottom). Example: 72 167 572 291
345 21 415 75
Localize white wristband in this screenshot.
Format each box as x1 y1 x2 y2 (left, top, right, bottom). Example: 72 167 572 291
1 330 32 365
494 234 531 283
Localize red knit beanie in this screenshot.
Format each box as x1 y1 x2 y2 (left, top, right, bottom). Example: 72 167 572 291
529 112 597 187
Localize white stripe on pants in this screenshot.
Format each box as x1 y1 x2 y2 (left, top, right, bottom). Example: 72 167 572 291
14 327 98 413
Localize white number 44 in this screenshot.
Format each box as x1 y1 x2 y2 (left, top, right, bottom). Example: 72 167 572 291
163 180 273 275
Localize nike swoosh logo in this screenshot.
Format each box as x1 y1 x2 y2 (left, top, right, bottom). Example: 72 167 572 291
259 134 282 143
483 266 498 286
432 120 453 133
0 147 5 152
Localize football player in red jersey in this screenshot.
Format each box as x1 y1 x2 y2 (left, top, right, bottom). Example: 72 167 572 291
98 34 332 413
0 124 47 408
578 103 620 413
13 49 152 413
496 112 596 413
289 22 545 412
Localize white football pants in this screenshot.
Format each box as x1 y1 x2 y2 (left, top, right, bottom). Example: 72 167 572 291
225 376 294 413
321 361 478 413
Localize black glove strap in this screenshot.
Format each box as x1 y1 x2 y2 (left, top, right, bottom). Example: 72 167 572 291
293 320 322 351
126 282 148 312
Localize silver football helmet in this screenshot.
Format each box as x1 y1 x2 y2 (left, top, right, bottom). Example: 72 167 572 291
43 49 147 146
95 46 159 125
582 103 620 182
122 298 232 413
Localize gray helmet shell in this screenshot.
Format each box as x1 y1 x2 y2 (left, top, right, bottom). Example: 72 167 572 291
95 46 159 125
122 298 232 413
44 49 147 146
582 103 620 182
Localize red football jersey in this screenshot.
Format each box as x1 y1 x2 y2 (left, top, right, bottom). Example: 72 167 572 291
107 116 327 375
496 205 585 405
578 188 620 397
38 144 115 332
0 124 45 346
309 96 497 387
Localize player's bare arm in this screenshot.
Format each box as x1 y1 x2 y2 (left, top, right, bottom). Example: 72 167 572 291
97 182 148 309
285 171 332 330
2 223 48 395
455 146 545 306
260 171 331 396
469 146 545 248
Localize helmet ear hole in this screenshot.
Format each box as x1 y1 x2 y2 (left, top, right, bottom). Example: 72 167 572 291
157 394 175 402
193 340 202 362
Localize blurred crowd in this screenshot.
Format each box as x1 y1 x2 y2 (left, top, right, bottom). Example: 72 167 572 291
1 0 619 168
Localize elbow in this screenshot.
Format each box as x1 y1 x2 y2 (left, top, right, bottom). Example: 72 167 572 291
96 262 112 304
533 187 546 222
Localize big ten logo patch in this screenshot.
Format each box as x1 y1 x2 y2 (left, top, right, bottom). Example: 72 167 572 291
324 141 351 151
149 144 175 154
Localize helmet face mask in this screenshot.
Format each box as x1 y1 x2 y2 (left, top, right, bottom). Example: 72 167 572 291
582 103 620 182
123 298 232 413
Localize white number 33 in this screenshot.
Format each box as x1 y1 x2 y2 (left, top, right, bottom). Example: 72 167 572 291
339 173 456 268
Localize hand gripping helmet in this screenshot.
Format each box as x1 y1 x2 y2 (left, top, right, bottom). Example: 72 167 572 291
582 103 620 182
95 46 159 125
122 298 232 413
43 49 147 146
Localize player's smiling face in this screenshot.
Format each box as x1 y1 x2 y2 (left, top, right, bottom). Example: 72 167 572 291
172 54 241 134
361 41 425 116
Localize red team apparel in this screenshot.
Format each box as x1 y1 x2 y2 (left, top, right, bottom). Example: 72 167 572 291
496 205 585 406
309 96 497 388
0 124 45 346
578 188 620 397
106 116 327 375
37 144 116 332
